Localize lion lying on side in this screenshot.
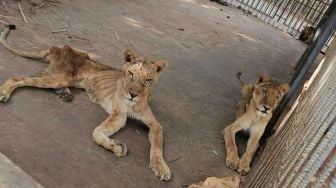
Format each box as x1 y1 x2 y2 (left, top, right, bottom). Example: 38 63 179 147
223 73 289 175
0 25 171 180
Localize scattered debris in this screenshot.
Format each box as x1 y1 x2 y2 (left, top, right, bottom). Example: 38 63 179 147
0 19 9 25
114 31 119 40
136 129 141 135
181 183 190 187
168 156 182 163
178 28 185 31
18 2 29 23
51 28 68 33
237 5 241 10
210 0 228 6
0 13 22 21
67 34 91 42
212 150 218 155
47 0 61 4
219 8 223 11
166 139 179 142
227 16 230 18
220 1 228 6
2 1 8 12
38 3 45 8
221 1 229 7
25 0 38 7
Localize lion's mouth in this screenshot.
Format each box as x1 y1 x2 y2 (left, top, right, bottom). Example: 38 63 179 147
126 98 135 102
257 108 268 114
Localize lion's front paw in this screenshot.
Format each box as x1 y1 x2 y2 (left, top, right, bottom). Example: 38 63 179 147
226 157 239 170
113 140 128 157
238 166 250 176
0 88 10 102
150 157 171 181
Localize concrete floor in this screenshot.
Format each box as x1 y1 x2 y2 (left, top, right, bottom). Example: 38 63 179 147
0 0 306 187
0 153 43 188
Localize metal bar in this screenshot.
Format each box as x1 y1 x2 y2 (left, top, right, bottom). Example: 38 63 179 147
263 0 272 16
258 0 268 14
283 1 298 26
295 0 336 70
308 1 323 26
285 1 301 28
295 2 319 37
273 0 287 20
278 0 292 22
254 0 262 11
312 2 328 26
260 2 336 146
291 2 311 32
249 0 257 8
234 0 277 19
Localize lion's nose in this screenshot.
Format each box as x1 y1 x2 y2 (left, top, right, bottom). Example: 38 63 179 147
129 92 138 98
263 105 270 111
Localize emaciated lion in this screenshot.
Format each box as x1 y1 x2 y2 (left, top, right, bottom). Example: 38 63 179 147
0 25 171 181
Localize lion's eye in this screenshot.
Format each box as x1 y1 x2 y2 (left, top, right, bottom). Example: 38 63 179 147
144 79 153 86
128 70 134 79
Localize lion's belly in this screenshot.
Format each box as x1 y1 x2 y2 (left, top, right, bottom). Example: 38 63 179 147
75 70 121 113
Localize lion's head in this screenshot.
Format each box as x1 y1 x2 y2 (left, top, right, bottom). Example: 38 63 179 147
120 48 168 103
252 74 289 116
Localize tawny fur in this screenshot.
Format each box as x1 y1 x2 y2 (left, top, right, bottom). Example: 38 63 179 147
0 26 171 181
188 175 239 188
223 73 289 175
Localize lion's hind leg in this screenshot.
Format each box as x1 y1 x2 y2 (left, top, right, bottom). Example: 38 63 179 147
0 74 73 102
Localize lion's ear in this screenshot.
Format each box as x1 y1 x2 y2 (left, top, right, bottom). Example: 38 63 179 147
123 48 138 64
155 60 168 73
279 83 290 95
256 73 271 84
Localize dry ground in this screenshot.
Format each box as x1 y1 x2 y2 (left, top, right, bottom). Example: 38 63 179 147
0 0 305 187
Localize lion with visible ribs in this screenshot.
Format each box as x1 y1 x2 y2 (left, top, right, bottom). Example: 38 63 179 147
223 73 289 175
0 25 171 181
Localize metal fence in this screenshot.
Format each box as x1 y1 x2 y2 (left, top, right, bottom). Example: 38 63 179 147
221 0 333 38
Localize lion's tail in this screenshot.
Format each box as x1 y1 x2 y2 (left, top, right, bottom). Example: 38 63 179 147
0 25 49 59
236 72 245 86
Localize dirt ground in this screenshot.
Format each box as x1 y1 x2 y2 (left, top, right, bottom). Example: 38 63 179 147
0 0 306 187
